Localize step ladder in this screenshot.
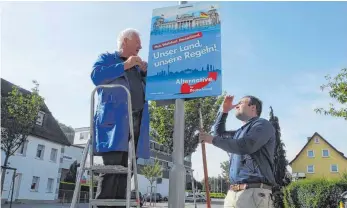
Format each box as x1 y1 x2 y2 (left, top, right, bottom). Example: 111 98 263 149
70 84 140 208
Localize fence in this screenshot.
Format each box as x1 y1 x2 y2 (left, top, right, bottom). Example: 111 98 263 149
58 189 95 204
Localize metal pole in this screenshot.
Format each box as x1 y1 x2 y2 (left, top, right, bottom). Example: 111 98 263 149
190 170 197 208
221 176 222 193
168 2 187 205
168 98 186 208
9 169 16 208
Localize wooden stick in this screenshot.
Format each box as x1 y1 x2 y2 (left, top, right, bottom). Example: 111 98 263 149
199 106 211 208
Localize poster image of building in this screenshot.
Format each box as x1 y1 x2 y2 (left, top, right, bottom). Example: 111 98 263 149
151 4 220 34
146 2 222 101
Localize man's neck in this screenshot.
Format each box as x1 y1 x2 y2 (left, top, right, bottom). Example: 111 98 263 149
242 115 257 124
119 50 131 58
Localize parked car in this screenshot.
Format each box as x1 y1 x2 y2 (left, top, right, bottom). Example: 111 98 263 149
131 190 143 207
185 193 205 202
196 194 206 202
145 193 162 202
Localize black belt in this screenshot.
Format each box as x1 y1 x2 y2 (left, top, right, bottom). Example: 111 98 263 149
230 183 272 192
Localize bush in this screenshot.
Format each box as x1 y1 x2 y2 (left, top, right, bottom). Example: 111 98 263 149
283 178 347 208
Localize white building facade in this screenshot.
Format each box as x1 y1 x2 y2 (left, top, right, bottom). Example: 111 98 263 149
1 135 64 202
1 78 72 204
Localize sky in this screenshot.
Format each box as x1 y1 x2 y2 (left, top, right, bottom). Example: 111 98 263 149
1 1 347 181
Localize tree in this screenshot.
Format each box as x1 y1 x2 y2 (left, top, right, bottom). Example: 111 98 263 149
200 176 228 193
220 160 230 183
64 160 80 183
1 81 44 192
140 158 163 204
314 68 347 120
186 177 203 191
149 94 225 156
58 122 75 144
269 106 291 208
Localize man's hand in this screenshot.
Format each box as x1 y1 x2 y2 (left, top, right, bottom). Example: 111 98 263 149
139 61 147 72
223 95 237 113
199 131 214 144
124 56 142 70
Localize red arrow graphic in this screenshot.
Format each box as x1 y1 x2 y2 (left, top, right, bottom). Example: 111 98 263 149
180 72 218 94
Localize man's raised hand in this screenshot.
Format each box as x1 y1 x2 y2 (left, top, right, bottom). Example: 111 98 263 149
222 95 237 113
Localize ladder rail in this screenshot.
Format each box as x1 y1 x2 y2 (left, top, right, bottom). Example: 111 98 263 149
90 84 138 208
70 138 90 208
70 84 140 208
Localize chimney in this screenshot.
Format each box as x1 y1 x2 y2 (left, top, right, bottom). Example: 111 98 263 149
307 137 311 141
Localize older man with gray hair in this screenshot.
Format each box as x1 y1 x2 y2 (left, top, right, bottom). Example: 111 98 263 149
90 28 150 208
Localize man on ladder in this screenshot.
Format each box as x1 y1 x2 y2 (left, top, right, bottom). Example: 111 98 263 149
90 28 150 208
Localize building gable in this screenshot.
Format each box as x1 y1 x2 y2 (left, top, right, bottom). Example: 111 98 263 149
289 132 347 166
1 78 71 146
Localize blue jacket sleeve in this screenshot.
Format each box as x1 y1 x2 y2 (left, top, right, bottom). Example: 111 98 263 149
212 119 275 155
91 53 125 86
213 111 236 138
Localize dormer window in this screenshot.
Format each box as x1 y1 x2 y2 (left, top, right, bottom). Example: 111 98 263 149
36 111 45 126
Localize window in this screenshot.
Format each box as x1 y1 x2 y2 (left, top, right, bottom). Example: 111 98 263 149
307 165 314 173
79 132 89 140
307 150 314 158
331 164 338 172
322 149 330 157
314 138 319 143
36 144 45 159
46 178 54 193
50 148 58 162
31 176 40 191
17 141 28 155
36 111 45 126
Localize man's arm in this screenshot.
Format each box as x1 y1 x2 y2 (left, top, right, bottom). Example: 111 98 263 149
91 53 125 86
212 119 274 154
213 111 236 138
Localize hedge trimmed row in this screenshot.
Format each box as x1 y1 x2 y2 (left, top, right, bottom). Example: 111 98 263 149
283 178 347 208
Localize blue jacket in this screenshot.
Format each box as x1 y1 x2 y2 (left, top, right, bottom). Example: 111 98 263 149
90 51 150 159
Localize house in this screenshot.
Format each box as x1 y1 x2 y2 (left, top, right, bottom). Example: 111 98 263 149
73 127 193 197
289 132 347 180
1 78 71 203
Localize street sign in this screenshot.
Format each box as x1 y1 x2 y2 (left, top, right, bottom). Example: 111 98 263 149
146 2 222 101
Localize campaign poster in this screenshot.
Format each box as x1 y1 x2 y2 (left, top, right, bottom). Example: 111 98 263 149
145 2 222 101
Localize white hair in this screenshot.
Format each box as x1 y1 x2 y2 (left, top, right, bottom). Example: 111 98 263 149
117 28 140 51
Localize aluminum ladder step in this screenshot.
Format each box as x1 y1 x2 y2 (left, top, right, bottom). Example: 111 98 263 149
86 165 130 174
89 199 139 206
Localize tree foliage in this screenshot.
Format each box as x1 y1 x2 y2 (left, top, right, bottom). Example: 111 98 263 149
64 160 80 183
141 158 163 188
149 94 225 156
269 106 291 208
314 68 347 120
220 160 230 183
186 177 203 191
1 81 44 192
200 176 228 193
58 122 75 144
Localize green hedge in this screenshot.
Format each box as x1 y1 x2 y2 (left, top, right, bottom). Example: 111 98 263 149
283 178 347 208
